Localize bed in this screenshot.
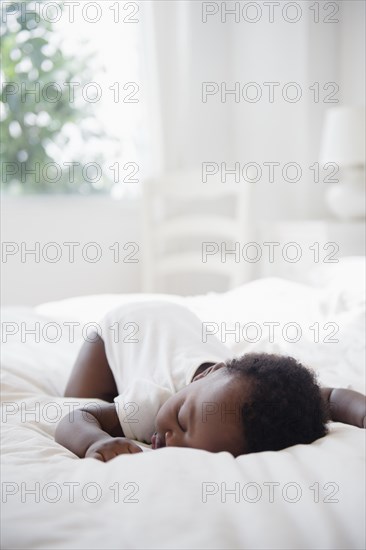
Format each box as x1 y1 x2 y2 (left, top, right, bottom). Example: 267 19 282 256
1 257 365 549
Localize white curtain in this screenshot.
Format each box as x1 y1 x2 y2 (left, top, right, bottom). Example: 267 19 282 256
143 0 365 221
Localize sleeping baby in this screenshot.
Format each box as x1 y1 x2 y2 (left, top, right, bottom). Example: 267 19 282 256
55 301 366 461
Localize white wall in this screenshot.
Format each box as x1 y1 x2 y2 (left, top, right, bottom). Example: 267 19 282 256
339 0 365 106
1 196 141 306
230 9 318 222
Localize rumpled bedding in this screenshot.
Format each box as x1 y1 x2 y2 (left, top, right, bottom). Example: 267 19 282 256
1 258 365 549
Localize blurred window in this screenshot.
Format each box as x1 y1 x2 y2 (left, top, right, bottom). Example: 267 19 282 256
1 0 149 196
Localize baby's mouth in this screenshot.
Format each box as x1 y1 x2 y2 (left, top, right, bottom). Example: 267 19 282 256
151 432 166 449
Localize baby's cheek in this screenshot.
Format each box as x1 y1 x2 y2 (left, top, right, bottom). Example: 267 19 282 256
155 399 172 429
154 407 164 429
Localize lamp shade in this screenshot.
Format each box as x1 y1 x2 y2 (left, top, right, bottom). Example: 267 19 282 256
320 106 365 166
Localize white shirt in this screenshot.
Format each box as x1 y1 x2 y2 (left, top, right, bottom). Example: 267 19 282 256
99 301 231 443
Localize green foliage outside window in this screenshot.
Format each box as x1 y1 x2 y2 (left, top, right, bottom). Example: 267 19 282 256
1 0 107 194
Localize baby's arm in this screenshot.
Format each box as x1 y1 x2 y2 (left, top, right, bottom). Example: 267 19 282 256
321 387 366 428
55 403 142 461
64 333 118 402
58 332 142 460
58 333 142 460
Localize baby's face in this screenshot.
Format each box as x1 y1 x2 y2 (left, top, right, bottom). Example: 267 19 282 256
152 364 249 456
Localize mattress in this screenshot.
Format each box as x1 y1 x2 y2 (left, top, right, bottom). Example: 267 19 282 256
1 257 365 549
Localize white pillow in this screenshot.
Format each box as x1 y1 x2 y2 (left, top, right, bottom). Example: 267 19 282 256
307 256 365 314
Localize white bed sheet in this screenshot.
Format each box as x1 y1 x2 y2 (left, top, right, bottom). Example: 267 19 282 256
1 263 365 549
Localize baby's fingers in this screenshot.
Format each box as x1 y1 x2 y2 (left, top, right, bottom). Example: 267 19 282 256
87 447 117 462
85 438 143 461
87 451 105 462
127 443 143 454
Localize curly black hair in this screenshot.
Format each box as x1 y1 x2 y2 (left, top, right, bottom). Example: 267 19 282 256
225 353 330 454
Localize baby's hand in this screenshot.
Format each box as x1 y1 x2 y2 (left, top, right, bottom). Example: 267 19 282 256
85 437 143 462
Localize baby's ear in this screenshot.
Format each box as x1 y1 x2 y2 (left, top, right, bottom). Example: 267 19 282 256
192 362 226 381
